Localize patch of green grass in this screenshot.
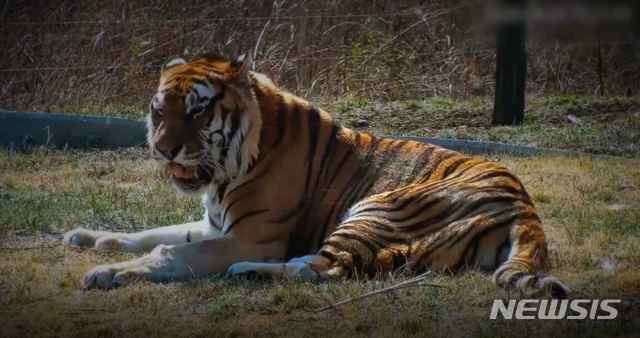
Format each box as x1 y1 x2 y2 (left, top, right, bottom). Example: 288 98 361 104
438 119 639 156
0 148 201 234
532 191 552 204
402 100 421 111
601 212 640 234
468 96 492 109
532 94 637 109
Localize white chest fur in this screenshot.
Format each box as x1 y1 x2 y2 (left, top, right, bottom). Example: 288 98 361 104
202 186 224 238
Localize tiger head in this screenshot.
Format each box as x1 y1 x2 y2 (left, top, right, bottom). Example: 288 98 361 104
147 53 262 195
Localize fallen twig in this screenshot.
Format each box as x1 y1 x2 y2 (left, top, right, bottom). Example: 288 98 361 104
315 271 442 312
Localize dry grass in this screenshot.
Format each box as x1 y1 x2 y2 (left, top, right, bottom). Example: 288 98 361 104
1 148 639 337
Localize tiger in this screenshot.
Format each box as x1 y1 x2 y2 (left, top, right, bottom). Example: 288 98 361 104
63 53 569 298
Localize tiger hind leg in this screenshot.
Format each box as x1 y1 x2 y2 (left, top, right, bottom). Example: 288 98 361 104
311 192 570 298
493 220 570 298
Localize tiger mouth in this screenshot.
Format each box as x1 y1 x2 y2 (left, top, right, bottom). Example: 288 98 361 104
166 163 213 190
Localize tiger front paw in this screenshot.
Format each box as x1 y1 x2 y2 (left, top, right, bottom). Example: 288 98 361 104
82 245 178 289
83 263 157 289
63 228 100 248
63 228 133 251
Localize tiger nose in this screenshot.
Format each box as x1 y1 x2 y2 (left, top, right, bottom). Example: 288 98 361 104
156 145 182 160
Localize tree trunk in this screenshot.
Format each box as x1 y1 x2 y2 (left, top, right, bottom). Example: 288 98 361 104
492 0 527 125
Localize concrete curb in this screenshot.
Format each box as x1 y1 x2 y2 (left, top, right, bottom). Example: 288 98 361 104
0 111 597 157
0 111 147 151
393 136 589 157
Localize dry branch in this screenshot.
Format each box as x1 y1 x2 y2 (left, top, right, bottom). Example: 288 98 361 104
315 271 443 312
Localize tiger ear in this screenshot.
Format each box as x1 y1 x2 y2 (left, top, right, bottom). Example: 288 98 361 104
162 57 186 74
233 53 253 77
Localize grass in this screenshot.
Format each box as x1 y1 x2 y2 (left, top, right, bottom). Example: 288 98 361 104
1 148 639 336
0 149 201 234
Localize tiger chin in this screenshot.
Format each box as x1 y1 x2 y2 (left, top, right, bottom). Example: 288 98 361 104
63 52 569 299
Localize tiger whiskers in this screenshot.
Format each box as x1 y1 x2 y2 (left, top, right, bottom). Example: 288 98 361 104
199 157 224 180
200 157 222 171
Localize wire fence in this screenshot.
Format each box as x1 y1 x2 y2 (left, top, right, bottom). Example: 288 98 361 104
0 13 430 26
0 50 495 72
